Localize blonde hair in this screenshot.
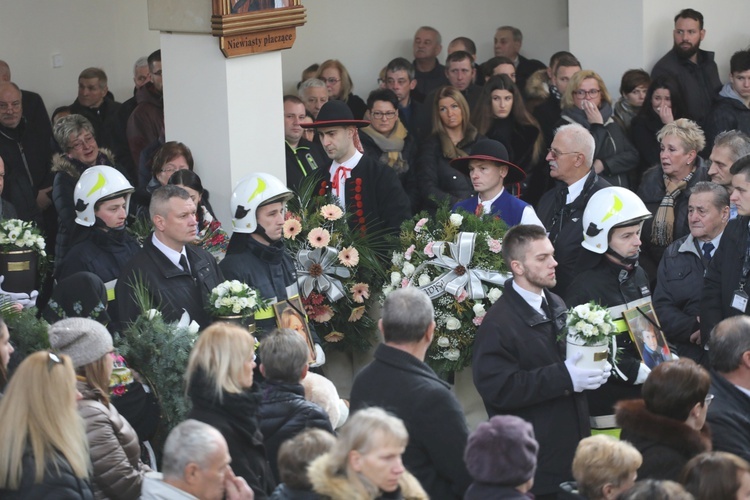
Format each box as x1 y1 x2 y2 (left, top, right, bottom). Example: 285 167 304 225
431 86 475 139
324 407 408 498
560 70 612 110
79 355 112 406
572 435 642 500
316 59 354 102
656 118 706 154
185 322 255 401
0 351 89 489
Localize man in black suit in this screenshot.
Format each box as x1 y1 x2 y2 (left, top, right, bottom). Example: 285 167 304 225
493 26 546 97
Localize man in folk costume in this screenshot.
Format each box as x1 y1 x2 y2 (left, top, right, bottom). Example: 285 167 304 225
302 100 411 238
450 138 544 228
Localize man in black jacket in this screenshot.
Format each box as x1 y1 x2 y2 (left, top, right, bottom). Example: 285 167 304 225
537 123 610 295
69 67 121 154
473 224 609 500
651 8 721 126
492 26 546 98
350 287 471 500
258 329 333 483
117 185 223 328
283 95 328 190
707 316 750 463
705 49 750 147
701 155 750 342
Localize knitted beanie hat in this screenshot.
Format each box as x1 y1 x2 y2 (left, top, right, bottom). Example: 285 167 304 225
464 415 539 486
48 317 113 368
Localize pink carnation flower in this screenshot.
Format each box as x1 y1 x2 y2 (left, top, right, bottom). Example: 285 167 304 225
487 237 502 254
424 241 435 257
472 316 484 326
414 217 428 232
404 244 416 261
401 278 410 288
456 288 468 303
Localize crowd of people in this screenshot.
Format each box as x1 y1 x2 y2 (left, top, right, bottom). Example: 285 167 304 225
1 5 750 500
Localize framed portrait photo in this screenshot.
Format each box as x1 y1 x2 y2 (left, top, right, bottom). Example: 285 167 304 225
273 295 317 364
622 302 672 370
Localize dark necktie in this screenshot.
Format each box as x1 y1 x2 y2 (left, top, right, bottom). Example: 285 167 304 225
702 242 714 262
541 296 551 319
179 254 191 274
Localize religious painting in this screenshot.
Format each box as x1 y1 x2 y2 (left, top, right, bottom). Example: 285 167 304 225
623 303 672 369
211 0 306 57
273 295 317 364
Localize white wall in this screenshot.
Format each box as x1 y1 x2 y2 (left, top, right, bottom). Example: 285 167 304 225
570 0 750 96
0 0 160 115
281 0 570 97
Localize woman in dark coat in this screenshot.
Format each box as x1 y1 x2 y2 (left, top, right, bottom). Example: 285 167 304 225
416 86 483 211
615 359 712 482
557 70 639 189
472 74 546 205
637 119 709 281
186 322 275 499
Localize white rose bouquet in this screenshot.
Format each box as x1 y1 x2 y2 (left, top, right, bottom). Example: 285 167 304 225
565 302 618 345
208 280 262 318
0 219 47 255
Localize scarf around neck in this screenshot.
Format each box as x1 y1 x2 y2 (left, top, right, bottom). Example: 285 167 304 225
360 120 410 174
562 101 614 130
651 169 695 246
438 124 478 160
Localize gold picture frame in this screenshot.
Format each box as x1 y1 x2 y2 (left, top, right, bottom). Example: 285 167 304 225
622 302 671 370
211 0 306 57
273 295 317 364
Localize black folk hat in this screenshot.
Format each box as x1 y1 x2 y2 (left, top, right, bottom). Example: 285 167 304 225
300 100 370 129
450 139 526 185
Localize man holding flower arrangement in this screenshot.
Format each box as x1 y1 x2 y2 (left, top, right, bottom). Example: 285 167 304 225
220 173 325 366
564 187 657 430
473 224 610 500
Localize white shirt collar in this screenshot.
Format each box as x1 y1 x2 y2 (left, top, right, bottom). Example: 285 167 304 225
480 187 504 214
512 280 546 316
151 233 189 271
329 150 363 209
566 173 589 204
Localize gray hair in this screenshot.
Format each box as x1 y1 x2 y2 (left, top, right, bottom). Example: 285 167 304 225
714 130 750 162
554 123 595 168
298 78 326 97
133 56 149 74
689 181 730 210
497 25 523 43
162 420 224 479
381 287 434 344
415 26 441 46
53 114 95 151
710 316 750 373
386 57 415 81
259 328 309 383
150 184 190 220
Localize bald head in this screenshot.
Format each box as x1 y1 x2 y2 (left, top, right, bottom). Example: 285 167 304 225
0 81 23 129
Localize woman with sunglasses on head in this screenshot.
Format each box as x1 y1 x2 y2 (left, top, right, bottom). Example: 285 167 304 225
557 70 640 189
49 317 150 499
0 351 93 499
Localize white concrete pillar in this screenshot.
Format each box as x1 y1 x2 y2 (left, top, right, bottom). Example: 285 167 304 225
161 32 285 231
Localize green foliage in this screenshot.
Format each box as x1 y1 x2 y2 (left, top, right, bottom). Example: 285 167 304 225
126 216 153 246
4 306 50 359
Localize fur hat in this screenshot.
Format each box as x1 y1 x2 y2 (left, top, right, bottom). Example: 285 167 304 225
464 415 539 486
48 317 113 368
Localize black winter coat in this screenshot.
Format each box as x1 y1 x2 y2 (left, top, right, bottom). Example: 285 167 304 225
706 370 750 463
285 139 330 192
259 381 333 483
651 48 721 126
0 449 94 500
564 257 649 419
69 98 122 155
652 234 707 363
415 133 481 211
473 279 589 496
637 162 709 281
705 93 750 148
116 234 224 328
536 171 610 295
350 344 471 500
701 217 750 342
188 370 276 500
615 399 711 481
630 112 664 180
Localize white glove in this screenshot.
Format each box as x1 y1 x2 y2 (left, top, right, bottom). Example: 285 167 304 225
0 275 35 308
635 362 651 384
601 361 613 384
310 344 326 368
564 352 608 392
